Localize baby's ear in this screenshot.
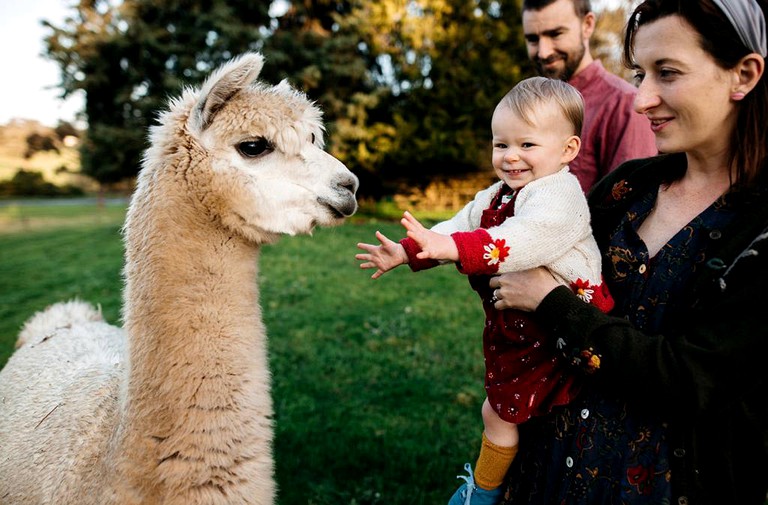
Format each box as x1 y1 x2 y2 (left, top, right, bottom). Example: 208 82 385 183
562 135 581 164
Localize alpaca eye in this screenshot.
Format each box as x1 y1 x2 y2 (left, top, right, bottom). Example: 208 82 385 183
237 138 273 158
311 133 316 144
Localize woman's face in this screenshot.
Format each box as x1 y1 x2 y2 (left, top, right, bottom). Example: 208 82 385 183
631 15 739 159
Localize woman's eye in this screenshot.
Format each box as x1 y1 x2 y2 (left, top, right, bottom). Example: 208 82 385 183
237 138 273 158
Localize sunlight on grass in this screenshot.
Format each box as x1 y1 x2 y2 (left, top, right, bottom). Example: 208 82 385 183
0 200 128 234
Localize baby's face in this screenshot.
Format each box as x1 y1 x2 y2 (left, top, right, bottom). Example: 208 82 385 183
490 102 578 190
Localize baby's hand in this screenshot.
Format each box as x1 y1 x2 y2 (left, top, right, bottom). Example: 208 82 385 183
356 230 408 279
401 211 459 262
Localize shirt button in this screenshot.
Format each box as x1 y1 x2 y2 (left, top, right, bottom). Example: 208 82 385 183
565 456 574 468
580 408 590 419
638 264 647 274
709 230 722 240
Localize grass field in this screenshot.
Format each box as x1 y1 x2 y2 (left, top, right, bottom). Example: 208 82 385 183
0 201 487 504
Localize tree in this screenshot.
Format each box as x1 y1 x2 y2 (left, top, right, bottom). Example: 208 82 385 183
42 0 532 197
43 0 273 185
340 0 530 192
593 3 636 79
24 132 59 159
54 121 81 142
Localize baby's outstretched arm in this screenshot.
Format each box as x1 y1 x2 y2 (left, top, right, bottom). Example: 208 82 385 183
401 211 459 262
356 230 409 279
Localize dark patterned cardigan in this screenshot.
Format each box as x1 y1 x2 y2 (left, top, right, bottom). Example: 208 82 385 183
532 153 768 504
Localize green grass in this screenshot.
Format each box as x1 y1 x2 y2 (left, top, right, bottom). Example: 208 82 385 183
0 202 487 504
0 199 128 233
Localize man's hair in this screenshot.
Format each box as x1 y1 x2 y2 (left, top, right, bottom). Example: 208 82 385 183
522 0 592 18
499 77 584 136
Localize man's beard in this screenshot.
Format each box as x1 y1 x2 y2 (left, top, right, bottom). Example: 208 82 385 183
534 43 586 81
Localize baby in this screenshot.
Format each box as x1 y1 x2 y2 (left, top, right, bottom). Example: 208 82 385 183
356 77 612 505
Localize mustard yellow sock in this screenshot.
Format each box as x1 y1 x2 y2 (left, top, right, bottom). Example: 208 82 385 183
473 432 519 491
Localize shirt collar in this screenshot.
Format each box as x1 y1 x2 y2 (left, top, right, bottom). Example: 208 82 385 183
568 59 604 90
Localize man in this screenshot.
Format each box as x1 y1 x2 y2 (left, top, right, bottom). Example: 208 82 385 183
522 0 657 192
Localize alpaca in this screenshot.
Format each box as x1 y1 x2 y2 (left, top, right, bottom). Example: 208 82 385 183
0 52 358 505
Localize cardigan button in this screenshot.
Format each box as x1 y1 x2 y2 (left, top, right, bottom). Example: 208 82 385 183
709 229 722 240
677 496 689 505
638 264 647 274
706 258 726 270
673 448 686 457
565 456 574 468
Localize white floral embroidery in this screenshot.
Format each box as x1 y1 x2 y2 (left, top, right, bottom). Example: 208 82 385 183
575 288 594 303
483 244 501 265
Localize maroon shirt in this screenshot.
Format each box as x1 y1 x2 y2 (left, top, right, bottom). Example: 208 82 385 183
568 60 657 192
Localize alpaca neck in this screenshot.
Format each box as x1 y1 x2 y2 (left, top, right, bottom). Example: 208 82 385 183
115 190 273 500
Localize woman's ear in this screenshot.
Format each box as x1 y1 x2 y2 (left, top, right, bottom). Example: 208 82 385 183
562 135 581 164
731 53 764 100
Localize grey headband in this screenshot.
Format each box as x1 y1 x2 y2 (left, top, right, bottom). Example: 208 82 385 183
712 0 767 56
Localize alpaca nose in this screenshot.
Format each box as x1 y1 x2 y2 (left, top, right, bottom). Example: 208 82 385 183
339 172 359 195
332 171 359 217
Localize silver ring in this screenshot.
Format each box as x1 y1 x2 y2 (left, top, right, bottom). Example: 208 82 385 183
490 289 500 304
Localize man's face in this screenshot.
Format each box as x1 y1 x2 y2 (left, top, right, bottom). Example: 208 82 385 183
522 0 593 81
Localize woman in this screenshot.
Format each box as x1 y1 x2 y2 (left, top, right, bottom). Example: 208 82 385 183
488 1 768 504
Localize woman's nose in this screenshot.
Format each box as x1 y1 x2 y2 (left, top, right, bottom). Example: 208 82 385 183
634 80 661 114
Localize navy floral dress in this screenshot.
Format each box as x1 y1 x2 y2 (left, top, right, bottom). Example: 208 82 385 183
501 184 737 504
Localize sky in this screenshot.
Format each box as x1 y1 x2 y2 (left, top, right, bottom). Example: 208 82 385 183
0 0 84 127
0 0 625 129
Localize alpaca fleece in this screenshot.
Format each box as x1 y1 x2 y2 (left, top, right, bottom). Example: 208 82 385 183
0 52 358 505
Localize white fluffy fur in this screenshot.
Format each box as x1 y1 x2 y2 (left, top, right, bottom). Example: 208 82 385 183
0 52 358 505
15 299 104 349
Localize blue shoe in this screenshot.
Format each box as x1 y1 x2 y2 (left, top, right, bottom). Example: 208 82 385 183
447 463 503 505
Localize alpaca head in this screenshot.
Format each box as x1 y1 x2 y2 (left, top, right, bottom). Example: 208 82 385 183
147 52 359 244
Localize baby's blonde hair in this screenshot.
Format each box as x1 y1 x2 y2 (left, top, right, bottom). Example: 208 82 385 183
498 77 584 136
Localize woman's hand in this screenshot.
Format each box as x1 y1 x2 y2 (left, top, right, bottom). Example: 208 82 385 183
488 267 560 311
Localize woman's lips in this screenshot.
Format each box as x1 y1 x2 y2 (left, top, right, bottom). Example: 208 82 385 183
649 117 670 133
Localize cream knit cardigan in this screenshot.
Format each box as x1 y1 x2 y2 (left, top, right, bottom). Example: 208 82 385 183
429 167 603 286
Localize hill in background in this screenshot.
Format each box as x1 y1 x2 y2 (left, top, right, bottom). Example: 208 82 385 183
0 119 96 194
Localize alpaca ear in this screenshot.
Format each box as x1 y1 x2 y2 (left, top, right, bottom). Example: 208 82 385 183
274 79 293 92
190 52 265 133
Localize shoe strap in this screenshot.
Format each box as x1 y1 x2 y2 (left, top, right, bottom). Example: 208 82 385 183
456 463 476 505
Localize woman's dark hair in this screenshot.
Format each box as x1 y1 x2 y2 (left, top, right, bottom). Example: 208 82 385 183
623 0 768 186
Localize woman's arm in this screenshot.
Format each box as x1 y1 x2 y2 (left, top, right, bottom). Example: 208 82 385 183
489 258 768 418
